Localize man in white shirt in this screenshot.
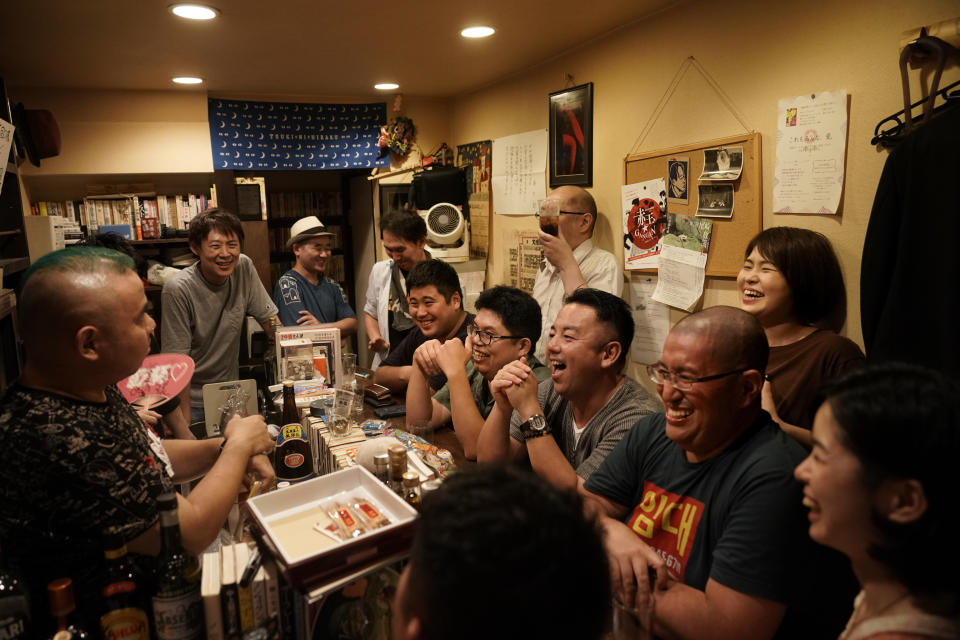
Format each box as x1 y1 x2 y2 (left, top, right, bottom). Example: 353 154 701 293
533 186 622 361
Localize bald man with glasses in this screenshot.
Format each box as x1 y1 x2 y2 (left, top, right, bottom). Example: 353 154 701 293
532 185 622 362
581 306 852 640
405 286 549 460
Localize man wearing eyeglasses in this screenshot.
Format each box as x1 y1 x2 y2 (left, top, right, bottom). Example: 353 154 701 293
532 186 622 362
477 288 659 490
581 306 849 640
405 286 549 460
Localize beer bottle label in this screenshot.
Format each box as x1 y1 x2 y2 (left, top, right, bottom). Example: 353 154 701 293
152 587 202 640
101 607 150 640
0 615 29 640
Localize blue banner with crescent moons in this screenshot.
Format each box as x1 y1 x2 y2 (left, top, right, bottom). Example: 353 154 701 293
208 99 389 171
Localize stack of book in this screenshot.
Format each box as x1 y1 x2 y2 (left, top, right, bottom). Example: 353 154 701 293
201 542 280 640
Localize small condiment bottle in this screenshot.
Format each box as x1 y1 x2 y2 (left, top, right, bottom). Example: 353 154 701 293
373 453 390 485
387 445 407 495
402 472 421 507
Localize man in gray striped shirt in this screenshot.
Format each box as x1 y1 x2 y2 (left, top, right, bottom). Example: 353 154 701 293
477 288 660 490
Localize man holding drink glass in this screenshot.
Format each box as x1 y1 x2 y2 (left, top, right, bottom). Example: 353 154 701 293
532 186 621 362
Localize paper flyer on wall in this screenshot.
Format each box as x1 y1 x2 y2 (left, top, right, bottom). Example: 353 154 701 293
504 229 542 293
651 215 713 311
773 89 848 214
457 140 492 257
0 118 14 193
629 274 670 364
492 130 547 215
622 178 667 270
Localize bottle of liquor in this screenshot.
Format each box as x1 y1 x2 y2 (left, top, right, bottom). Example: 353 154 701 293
151 493 202 640
0 544 30 640
274 380 313 483
46 578 88 639
100 527 150 640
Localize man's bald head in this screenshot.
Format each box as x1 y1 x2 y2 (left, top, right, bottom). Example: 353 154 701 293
550 186 598 235
20 247 136 355
672 306 768 375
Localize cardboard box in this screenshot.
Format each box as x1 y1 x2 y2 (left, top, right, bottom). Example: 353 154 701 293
245 466 417 590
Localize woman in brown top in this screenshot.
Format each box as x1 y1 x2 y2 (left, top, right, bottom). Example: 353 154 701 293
738 227 863 446
795 364 960 639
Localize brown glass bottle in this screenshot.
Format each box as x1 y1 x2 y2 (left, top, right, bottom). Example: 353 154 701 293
151 493 202 640
46 578 89 640
275 380 313 483
100 527 149 640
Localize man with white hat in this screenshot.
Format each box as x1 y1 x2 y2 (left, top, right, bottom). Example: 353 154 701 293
273 215 357 335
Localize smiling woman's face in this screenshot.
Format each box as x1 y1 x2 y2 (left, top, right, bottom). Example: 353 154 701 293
794 401 877 559
736 247 795 327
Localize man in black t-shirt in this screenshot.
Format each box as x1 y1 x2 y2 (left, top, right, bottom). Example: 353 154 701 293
373 259 473 394
0 247 275 628
582 306 852 640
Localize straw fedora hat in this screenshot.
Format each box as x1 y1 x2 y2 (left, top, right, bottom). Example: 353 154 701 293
287 215 333 248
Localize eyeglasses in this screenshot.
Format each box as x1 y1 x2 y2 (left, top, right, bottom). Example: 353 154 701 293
646 364 748 391
535 210 590 217
467 324 522 346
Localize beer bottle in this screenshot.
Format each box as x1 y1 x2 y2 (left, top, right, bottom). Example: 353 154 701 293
151 493 202 640
0 544 30 640
100 527 149 640
275 380 313 483
46 578 88 639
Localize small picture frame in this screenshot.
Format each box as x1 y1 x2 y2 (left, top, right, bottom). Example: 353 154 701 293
549 83 593 187
235 176 267 221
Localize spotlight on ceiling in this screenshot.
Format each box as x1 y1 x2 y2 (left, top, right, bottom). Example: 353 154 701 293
461 26 495 38
172 76 204 85
374 83 400 91
170 4 219 20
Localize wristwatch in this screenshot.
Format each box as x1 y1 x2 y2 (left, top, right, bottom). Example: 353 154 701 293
520 413 551 440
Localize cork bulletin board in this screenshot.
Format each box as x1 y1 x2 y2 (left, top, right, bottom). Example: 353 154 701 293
624 132 762 277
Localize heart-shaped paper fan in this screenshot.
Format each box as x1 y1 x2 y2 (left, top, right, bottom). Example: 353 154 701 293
118 353 195 408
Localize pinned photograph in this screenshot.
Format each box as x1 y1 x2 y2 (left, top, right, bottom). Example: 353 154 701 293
667 157 688 205
696 184 734 218
699 146 744 181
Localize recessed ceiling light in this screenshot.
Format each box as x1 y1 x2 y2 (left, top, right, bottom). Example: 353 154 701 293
461 26 495 38
374 83 400 91
172 76 204 85
170 4 219 20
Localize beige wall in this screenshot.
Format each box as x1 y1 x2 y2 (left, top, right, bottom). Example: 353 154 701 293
450 0 960 352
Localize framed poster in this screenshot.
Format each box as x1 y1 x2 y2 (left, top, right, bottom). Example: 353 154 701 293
549 82 593 187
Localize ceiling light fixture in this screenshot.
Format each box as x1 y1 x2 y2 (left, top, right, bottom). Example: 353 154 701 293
374 83 400 91
172 76 204 85
461 26 495 38
170 4 219 20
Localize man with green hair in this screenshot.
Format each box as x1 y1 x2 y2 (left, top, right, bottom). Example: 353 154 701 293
0 247 275 630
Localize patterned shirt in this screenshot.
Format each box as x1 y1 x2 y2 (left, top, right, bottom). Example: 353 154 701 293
273 269 356 327
0 383 170 619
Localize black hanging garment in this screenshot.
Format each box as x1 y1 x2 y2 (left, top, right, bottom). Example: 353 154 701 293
860 104 960 376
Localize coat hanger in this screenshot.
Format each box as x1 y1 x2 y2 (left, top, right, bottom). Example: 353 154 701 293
871 31 960 148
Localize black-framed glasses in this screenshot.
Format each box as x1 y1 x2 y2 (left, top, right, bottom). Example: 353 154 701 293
534 210 590 217
467 324 522 346
646 364 748 391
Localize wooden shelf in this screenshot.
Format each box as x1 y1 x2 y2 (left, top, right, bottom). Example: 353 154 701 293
0 257 30 275
130 238 189 245
267 216 345 228
0 229 22 237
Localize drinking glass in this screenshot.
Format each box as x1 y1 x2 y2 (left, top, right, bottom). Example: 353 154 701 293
536 198 560 236
329 388 355 437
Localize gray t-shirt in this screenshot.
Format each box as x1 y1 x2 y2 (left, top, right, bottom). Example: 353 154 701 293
509 376 661 480
161 253 278 408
